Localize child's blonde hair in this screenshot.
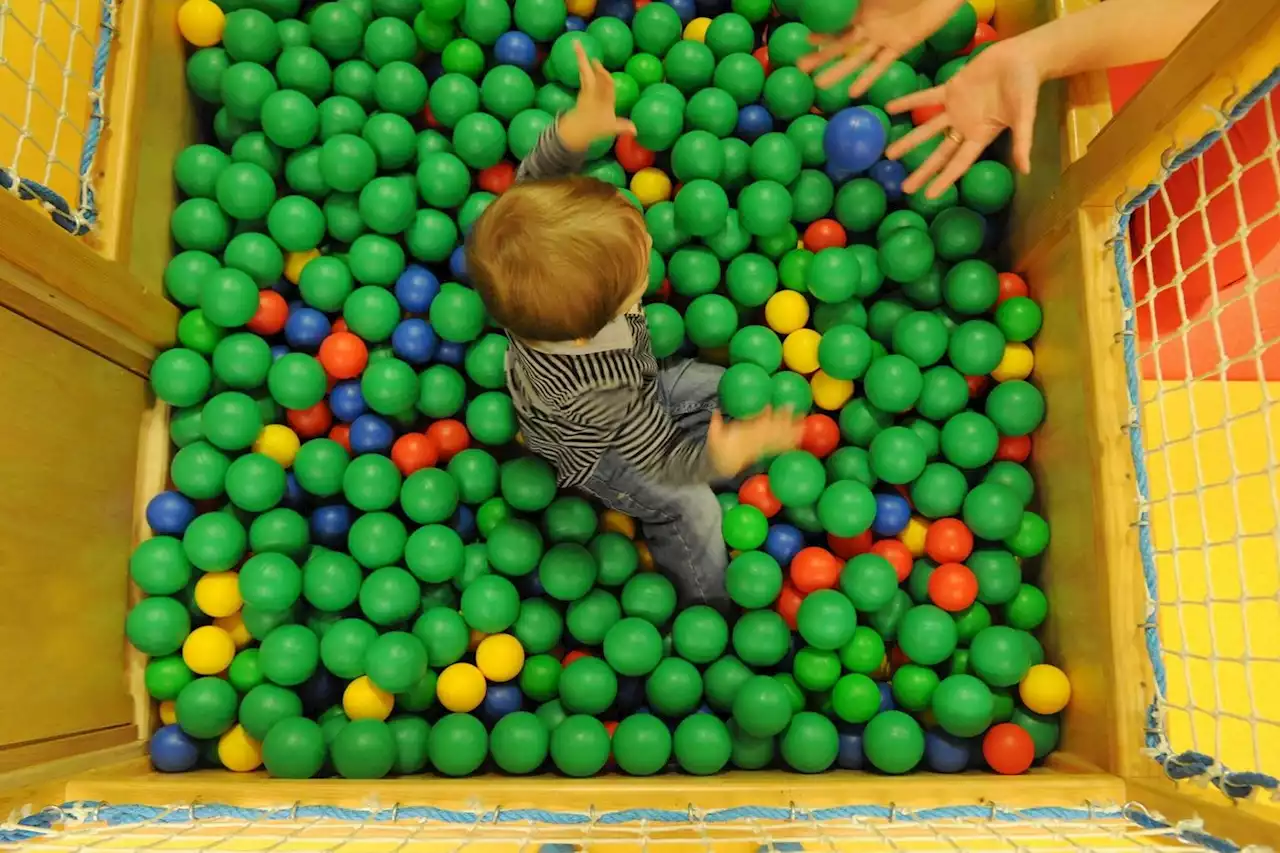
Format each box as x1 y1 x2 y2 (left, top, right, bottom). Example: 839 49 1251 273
467 175 649 342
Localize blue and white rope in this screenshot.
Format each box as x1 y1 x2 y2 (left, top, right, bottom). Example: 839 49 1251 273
1111 64 1280 801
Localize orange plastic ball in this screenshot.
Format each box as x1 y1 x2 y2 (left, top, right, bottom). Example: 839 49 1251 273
871 539 913 581
924 518 974 563
738 473 781 517
392 433 439 475
996 434 1032 462
776 581 803 629
478 162 516 194
927 562 978 611
616 136 655 172
997 272 1029 303
964 21 999 54
802 219 847 252
329 424 352 452
247 290 288 335
983 723 1035 774
318 332 369 379
828 529 872 559
911 103 946 127
752 45 771 75
287 402 332 438
790 546 842 592
426 419 470 461
562 649 593 667
800 413 840 457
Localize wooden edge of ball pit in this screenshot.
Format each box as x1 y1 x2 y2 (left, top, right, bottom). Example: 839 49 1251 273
1128 777 1280 850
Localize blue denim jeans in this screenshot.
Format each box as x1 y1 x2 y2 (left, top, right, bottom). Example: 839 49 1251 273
579 359 729 611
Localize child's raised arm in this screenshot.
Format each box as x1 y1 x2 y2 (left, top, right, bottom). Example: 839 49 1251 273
517 43 637 183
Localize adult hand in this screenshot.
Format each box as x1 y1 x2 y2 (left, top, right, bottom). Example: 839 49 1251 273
886 41 1041 197
707 407 805 478
798 0 964 97
558 42 637 151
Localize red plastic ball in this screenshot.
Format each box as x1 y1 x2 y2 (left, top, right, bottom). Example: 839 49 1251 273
616 135 655 172
924 518 974 563
426 419 470 461
801 414 840 457
790 546 842 592
392 433 439 475
776 581 804 629
654 279 672 301
983 723 1035 774
329 424 351 452
604 720 619 738
478 162 516 194
967 375 988 396
562 649 593 666
332 318 349 334
247 290 288 335
634 0 650 8
963 22 999 55
287 401 333 438
911 103 945 127
318 332 369 380
997 272 1029 303
927 562 978 612
422 103 440 128
870 539 912 581
889 644 911 669
828 528 872 559
738 474 781 517
752 45 771 76
803 219 847 252
995 434 1032 462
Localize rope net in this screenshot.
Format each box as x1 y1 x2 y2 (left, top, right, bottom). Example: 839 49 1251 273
1113 68 1280 799
0 801 1246 852
0 0 115 234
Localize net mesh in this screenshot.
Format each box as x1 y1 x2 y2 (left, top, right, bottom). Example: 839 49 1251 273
1113 66 1280 799
0 801 1247 853
0 0 116 234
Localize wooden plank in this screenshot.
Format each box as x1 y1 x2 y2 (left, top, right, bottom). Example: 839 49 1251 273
67 768 1123 811
0 744 143 819
1128 777 1280 851
0 727 137 775
129 400 171 741
0 307 144 746
1011 0 1280 265
0 189 177 357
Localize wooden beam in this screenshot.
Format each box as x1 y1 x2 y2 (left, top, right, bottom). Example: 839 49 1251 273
1127 777 1280 851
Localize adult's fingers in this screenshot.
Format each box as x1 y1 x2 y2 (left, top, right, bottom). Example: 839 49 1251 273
886 84 945 115
1011 89 1039 174
614 118 637 136
925 138 986 198
884 112 949 161
575 43 594 95
813 39 878 90
900 133 959 194
847 45 898 98
797 27 862 73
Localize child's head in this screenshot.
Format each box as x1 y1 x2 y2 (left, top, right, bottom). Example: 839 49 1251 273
467 175 650 343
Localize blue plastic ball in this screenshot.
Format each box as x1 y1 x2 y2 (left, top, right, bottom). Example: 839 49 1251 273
270 344 290 361
283 472 306 508
764 523 805 567
329 380 367 422
435 340 466 365
664 0 695 23
483 683 523 719
395 265 440 312
925 730 972 773
565 15 585 31
616 676 644 711
449 245 469 280
392 318 438 364
869 158 906 201
878 682 895 712
451 504 477 540
494 31 537 68
694 0 729 13
350 414 395 453
736 105 772 140
285 307 331 349
824 107 887 174
836 725 864 769
872 493 912 536
150 724 199 772
523 571 546 597
299 668 341 714
146 491 196 535
424 56 444 81
596 0 635 21
311 504 352 546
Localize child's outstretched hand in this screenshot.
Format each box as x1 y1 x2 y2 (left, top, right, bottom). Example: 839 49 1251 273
707 407 806 478
885 42 1041 197
558 42 637 151
798 0 964 98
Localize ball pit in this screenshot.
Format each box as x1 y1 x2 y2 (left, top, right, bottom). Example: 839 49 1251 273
138 0 1061 779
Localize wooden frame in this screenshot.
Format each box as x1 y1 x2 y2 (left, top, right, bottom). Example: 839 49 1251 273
1 0 1279 849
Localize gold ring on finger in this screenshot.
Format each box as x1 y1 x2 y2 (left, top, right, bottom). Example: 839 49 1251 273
945 129 964 145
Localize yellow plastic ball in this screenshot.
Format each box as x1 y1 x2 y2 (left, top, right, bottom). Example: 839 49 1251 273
810 370 854 410
898 516 929 557
194 571 242 618
765 290 810 334
343 675 395 720
683 16 712 41
991 342 1034 383
969 0 995 23
782 329 822 374
214 612 251 648
253 424 301 468
284 249 320 284
1020 664 1071 714
602 510 636 539
159 700 178 725
566 0 596 14
217 724 263 772
437 662 486 712
636 540 655 572
630 167 672 207
182 625 235 675
476 634 526 682
177 0 225 47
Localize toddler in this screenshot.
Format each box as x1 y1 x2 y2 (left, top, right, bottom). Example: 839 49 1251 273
467 45 803 610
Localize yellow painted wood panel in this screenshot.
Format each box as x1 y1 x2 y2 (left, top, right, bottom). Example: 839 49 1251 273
0 306 143 746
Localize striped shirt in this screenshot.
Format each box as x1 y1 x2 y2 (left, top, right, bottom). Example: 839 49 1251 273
499 124 717 487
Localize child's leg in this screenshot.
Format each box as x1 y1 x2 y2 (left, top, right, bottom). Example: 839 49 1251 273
580 451 729 612
657 358 724 441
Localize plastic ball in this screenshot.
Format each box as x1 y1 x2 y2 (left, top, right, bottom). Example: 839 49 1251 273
150 724 201 772
863 710 924 774
437 662 487 712
476 633 526 682
983 722 1035 774
1020 664 1071 714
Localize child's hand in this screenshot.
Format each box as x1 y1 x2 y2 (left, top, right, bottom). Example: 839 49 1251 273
558 43 637 151
885 41 1041 197
707 407 806 478
798 0 964 98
